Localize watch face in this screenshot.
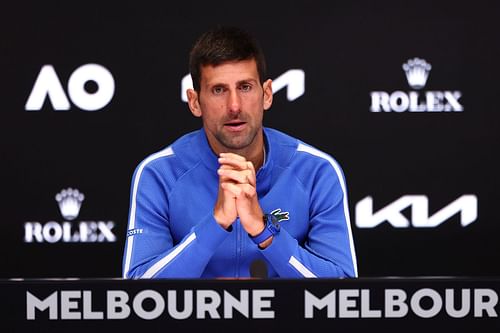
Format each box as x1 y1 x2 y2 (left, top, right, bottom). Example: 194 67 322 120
268 214 280 232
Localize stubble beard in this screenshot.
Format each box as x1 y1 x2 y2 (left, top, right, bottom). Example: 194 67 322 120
215 124 259 151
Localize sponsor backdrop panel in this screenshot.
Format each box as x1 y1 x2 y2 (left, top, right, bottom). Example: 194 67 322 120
1 1 499 278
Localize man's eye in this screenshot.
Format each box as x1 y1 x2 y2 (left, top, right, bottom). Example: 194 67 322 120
213 87 224 94
240 84 252 92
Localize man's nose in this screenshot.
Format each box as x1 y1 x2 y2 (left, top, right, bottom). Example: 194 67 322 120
228 89 241 113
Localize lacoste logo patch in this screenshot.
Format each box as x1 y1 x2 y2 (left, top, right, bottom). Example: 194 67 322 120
270 208 289 222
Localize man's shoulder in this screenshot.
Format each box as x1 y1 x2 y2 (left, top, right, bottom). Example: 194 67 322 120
266 128 345 183
265 127 338 165
134 129 201 174
264 127 299 147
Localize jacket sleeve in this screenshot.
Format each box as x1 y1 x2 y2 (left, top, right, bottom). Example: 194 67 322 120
260 152 358 278
122 157 231 279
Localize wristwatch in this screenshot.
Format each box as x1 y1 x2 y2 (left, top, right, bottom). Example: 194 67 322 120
250 213 281 244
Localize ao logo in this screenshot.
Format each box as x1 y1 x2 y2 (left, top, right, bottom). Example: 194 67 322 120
180 69 305 102
25 64 115 111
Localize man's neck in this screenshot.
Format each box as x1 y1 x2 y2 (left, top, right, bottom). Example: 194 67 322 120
241 144 265 171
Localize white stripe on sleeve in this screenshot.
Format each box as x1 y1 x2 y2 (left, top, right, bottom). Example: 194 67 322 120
141 232 197 279
289 256 317 278
123 146 174 278
297 143 358 277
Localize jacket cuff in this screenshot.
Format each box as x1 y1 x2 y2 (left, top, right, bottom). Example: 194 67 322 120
193 213 232 252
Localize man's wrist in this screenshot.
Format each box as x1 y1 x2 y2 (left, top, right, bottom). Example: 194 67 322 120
250 213 280 245
257 236 273 249
213 212 234 230
248 217 266 237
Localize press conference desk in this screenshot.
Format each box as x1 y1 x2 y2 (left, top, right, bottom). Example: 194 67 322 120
1 277 499 332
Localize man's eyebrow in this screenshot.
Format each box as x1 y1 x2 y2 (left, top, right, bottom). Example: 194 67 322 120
236 78 258 85
205 82 228 88
206 78 258 87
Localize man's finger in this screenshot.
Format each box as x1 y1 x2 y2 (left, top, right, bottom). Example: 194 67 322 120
221 182 242 197
238 183 257 198
218 168 255 185
218 157 248 170
219 152 246 162
246 161 255 174
218 164 239 182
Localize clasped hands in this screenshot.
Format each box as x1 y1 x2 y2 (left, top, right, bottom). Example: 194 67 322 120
213 152 266 239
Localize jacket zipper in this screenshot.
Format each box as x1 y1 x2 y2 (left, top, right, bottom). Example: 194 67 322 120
236 218 241 278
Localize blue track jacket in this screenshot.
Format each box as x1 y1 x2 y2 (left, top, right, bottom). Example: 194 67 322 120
123 128 357 278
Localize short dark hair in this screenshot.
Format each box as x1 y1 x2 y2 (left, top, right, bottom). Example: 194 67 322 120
189 26 267 92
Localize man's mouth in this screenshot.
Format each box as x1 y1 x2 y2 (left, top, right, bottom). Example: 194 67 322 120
224 121 246 131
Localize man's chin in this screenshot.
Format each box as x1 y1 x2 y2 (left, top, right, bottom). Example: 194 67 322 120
218 135 253 151
214 127 261 151
220 141 252 151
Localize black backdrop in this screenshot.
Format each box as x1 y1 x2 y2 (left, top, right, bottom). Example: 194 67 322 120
1 0 499 278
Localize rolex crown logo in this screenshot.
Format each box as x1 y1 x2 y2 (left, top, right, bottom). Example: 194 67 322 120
402 57 432 90
55 188 85 221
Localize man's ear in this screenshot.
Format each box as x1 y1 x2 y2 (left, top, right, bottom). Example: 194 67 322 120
263 79 273 111
187 89 202 117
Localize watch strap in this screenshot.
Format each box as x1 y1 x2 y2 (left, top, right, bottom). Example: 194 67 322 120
250 214 280 244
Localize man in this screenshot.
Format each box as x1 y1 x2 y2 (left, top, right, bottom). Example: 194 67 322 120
122 26 357 278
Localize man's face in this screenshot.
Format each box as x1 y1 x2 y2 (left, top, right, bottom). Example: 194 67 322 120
187 59 273 154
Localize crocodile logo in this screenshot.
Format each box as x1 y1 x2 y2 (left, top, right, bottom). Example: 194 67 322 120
270 208 289 222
